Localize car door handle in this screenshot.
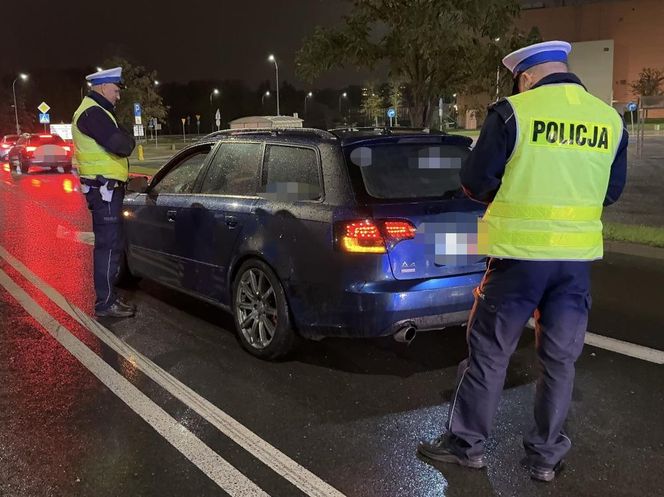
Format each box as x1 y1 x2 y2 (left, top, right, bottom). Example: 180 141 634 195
225 215 238 228
167 210 177 222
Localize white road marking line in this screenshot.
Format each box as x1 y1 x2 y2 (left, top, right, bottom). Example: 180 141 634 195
56 225 94 246
0 245 347 497
0 268 269 497
526 318 664 365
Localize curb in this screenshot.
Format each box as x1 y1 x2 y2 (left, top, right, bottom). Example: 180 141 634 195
605 240 664 260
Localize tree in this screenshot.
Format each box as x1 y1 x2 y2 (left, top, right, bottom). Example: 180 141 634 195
462 26 542 100
361 81 385 125
0 80 36 135
296 0 524 126
99 56 168 129
631 67 664 97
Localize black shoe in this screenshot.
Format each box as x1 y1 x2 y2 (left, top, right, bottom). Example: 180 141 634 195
528 460 565 482
417 434 486 469
115 298 137 312
95 301 135 318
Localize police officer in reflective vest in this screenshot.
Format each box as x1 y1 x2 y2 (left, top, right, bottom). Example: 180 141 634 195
418 41 627 481
72 67 137 318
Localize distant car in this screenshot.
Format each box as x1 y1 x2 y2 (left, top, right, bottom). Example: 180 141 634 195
7 133 73 174
0 134 19 160
121 127 487 359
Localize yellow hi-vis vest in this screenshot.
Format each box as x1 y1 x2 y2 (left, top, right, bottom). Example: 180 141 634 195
478 83 624 261
72 97 129 182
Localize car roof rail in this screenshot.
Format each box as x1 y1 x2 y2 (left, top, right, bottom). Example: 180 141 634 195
328 126 446 138
201 127 338 141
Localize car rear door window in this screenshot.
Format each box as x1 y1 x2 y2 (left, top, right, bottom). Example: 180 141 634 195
345 142 469 201
261 145 322 201
200 142 262 196
151 147 211 194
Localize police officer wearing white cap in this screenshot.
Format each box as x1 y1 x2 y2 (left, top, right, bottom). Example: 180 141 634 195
418 41 628 481
72 67 137 318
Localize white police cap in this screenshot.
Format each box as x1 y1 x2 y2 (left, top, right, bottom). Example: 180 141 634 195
85 67 124 87
502 41 572 77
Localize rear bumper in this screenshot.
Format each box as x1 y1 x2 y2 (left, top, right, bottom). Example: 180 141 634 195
294 271 483 339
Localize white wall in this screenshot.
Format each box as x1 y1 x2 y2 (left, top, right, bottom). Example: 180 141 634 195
568 40 615 104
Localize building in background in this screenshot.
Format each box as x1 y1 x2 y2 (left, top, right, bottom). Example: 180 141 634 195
518 0 664 113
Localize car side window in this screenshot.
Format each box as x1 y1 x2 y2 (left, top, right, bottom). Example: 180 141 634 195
261 145 322 201
151 147 211 195
199 142 262 195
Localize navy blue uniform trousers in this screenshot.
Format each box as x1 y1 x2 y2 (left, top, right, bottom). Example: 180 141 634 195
447 258 591 468
84 186 125 312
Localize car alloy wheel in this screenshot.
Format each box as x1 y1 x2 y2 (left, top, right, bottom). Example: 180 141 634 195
235 268 278 350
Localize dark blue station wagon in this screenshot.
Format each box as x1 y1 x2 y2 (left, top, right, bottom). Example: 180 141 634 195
122 128 486 359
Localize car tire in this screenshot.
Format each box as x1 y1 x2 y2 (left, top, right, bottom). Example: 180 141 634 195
232 259 296 360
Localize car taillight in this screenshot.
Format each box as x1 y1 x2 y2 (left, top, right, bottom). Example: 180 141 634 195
336 219 418 254
382 220 417 241
62 146 71 152
26 146 37 152
337 220 387 253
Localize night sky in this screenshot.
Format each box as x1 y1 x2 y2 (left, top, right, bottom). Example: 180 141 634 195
5 0 375 88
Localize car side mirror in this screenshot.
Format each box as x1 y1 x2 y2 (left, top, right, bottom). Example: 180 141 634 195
126 176 149 193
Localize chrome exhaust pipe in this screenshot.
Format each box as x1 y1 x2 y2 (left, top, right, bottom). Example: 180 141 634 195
394 325 417 344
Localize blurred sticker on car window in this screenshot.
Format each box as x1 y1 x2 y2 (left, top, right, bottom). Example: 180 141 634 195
410 147 463 169
349 147 372 167
263 181 321 201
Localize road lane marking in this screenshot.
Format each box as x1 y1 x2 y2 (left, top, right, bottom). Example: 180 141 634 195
0 268 269 497
56 225 94 246
0 244 347 497
526 318 664 365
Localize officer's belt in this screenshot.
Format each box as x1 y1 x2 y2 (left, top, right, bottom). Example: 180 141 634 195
80 176 125 189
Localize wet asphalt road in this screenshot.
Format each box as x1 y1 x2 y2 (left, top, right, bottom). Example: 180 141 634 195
0 166 663 497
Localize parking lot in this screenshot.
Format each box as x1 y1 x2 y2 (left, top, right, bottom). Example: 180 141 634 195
1 158 663 496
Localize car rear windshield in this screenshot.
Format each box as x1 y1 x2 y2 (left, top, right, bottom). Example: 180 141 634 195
344 139 470 202
30 135 65 145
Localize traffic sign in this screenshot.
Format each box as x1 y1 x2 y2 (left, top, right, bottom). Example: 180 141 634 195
215 109 221 120
37 102 50 114
627 102 637 112
181 118 186 125
133 125 145 137
39 113 50 124
196 114 201 122
387 107 396 118
134 116 142 125
133 103 142 117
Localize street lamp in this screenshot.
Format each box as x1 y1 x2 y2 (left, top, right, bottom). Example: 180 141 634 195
154 80 160 86
261 90 271 110
493 37 501 101
338 91 348 113
304 91 313 115
267 54 280 116
210 88 220 131
96 66 103 72
12 73 28 135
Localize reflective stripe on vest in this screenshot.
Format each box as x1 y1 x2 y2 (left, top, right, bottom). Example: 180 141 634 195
479 83 624 261
72 97 129 182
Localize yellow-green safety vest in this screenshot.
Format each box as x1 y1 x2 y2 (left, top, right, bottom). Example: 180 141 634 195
478 83 625 261
72 96 129 182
